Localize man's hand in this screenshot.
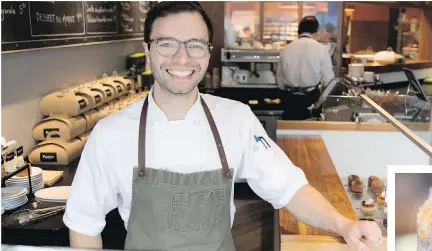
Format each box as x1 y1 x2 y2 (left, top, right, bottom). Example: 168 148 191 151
307 104 316 111
340 220 383 251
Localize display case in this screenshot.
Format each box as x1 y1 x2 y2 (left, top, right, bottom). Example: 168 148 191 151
276 93 430 247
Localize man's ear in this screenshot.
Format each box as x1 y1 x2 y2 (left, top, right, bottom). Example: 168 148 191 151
143 42 151 68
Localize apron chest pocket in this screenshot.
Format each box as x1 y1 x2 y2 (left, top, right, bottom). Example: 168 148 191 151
171 189 224 232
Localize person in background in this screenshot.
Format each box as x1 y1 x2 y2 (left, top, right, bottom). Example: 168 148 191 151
277 16 338 120
64 2 382 251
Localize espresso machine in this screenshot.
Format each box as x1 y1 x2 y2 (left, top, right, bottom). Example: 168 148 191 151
221 49 280 88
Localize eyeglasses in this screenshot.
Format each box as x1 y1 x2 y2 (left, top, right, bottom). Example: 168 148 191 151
148 37 213 59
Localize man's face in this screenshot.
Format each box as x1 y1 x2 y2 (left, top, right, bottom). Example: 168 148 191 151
144 12 210 95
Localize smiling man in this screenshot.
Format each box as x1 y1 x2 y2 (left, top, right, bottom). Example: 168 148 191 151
63 2 383 251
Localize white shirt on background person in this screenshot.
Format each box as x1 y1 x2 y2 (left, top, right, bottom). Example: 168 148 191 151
276 33 335 90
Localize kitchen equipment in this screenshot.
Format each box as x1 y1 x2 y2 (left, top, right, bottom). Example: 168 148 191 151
72 85 105 109
82 109 100 131
323 105 354 121
357 113 387 123
204 72 212 88
110 71 135 92
99 74 128 98
32 116 87 141
28 139 83 165
233 70 249 83
221 49 278 88
141 70 153 91
89 78 116 103
126 53 146 72
374 47 396 65
39 89 93 117
348 63 365 78
77 130 92 145
1 187 28 210
10 206 66 226
5 167 44 193
35 186 70 203
363 71 375 83
212 68 220 89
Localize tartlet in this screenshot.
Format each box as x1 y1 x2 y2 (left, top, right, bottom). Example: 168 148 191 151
360 198 376 216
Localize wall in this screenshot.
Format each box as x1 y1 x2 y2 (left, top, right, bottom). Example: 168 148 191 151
348 3 390 52
1 40 143 156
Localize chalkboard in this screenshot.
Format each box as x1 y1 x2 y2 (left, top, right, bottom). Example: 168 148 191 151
1 1 152 52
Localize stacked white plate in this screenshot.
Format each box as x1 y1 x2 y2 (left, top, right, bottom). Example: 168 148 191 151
2 186 29 210
5 166 44 193
35 186 70 203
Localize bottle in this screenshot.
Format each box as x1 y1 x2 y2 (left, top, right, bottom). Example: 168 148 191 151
417 187 432 251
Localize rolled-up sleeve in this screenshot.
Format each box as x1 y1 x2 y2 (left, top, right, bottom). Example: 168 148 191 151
236 107 309 209
320 47 335 86
63 124 118 236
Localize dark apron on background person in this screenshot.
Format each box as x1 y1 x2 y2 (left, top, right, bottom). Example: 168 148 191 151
282 84 321 120
281 33 322 121
124 96 236 251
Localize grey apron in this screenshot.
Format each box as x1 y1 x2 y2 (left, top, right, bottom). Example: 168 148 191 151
124 96 236 251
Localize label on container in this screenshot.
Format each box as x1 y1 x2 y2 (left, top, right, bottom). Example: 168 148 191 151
6 151 15 161
16 146 24 156
78 99 87 109
94 95 102 104
44 128 60 138
105 89 112 97
40 152 57 163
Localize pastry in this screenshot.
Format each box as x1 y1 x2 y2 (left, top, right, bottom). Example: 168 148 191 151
348 175 360 188
360 199 376 216
376 191 385 209
350 179 363 193
371 179 385 194
417 187 432 251
368 176 379 188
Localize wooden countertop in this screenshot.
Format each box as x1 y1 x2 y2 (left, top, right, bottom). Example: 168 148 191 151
278 120 432 132
280 235 387 251
277 135 357 236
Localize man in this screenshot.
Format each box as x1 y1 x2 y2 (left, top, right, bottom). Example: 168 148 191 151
277 16 337 120
64 2 382 251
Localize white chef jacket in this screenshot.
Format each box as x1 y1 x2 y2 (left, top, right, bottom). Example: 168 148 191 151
63 91 309 236
276 33 335 90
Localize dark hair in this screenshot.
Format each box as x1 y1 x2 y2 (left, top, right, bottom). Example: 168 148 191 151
298 16 319 35
144 1 213 43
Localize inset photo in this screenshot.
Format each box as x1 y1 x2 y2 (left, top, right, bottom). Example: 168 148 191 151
388 165 432 251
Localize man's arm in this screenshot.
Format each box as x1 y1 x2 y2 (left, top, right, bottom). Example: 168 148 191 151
285 184 352 234
286 184 383 250
70 230 103 249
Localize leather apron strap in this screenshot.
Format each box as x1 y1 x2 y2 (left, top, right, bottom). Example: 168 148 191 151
138 95 231 179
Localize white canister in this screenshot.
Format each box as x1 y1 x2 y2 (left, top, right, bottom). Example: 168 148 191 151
363 71 375 83
348 63 365 78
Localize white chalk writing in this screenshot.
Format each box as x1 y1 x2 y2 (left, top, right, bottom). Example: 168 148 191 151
121 13 133 23
1 5 16 21
87 14 116 24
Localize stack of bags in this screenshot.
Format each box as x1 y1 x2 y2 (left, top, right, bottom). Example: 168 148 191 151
29 72 148 166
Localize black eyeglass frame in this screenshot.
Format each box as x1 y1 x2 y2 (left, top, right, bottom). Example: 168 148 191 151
148 37 213 59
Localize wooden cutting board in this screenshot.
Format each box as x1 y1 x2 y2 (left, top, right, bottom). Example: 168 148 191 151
277 136 357 236
281 235 387 251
